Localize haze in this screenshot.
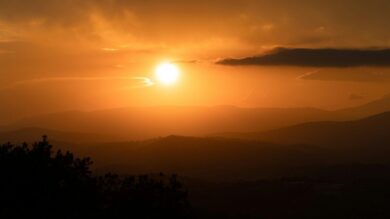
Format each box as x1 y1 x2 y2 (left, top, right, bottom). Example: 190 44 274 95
1 0 390 124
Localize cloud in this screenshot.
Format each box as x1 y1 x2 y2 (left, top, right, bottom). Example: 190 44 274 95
216 47 390 67
1 0 390 48
1 76 154 90
172 59 200 64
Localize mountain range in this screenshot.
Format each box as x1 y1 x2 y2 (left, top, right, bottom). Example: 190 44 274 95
1 94 390 140
1 95 389 181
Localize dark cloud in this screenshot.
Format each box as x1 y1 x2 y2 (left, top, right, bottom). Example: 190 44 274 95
1 0 390 47
217 48 390 67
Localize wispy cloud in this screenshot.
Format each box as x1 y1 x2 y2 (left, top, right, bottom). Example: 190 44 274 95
296 70 321 80
101 48 120 52
2 76 155 90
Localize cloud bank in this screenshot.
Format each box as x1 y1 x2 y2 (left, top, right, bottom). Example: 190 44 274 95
217 48 390 67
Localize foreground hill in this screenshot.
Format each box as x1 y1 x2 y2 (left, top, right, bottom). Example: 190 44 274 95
3 134 390 219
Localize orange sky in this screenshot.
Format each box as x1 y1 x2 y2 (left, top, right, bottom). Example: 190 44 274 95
1 0 390 123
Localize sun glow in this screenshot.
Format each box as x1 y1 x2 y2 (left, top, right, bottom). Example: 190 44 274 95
155 62 180 85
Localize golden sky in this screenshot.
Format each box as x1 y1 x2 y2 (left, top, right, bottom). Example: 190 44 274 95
1 0 390 123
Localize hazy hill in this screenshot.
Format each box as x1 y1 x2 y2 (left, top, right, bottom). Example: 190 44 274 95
337 93 390 118
4 106 332 140
3 95 390 140
0 127 117 145
219 111 390 147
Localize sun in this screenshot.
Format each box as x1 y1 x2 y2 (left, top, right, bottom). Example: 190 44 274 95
155 62 180 85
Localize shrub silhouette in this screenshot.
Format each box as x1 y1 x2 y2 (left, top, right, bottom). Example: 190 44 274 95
0 136 190 219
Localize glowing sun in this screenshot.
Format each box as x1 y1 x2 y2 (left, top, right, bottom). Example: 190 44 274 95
155 62 180 85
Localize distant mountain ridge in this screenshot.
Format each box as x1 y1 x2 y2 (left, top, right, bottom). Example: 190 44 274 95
3 106 332 140
216 111 390 147
2 94 390 140
0 127 117 144
337 93 390 118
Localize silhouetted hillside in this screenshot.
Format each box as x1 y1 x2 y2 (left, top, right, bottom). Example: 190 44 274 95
75 136 313 180
2 126 390 218
188 172 390 219
3 137 390 219
0 137 190 219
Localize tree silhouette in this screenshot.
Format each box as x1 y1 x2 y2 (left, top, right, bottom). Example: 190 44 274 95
0 136 190 219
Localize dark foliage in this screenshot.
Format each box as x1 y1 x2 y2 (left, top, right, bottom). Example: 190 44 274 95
0 136 190 219
189 166 390 219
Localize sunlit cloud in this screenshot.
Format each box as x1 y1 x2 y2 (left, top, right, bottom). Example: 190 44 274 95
101 48 120 52
129 77 155 88
296 70 321 80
